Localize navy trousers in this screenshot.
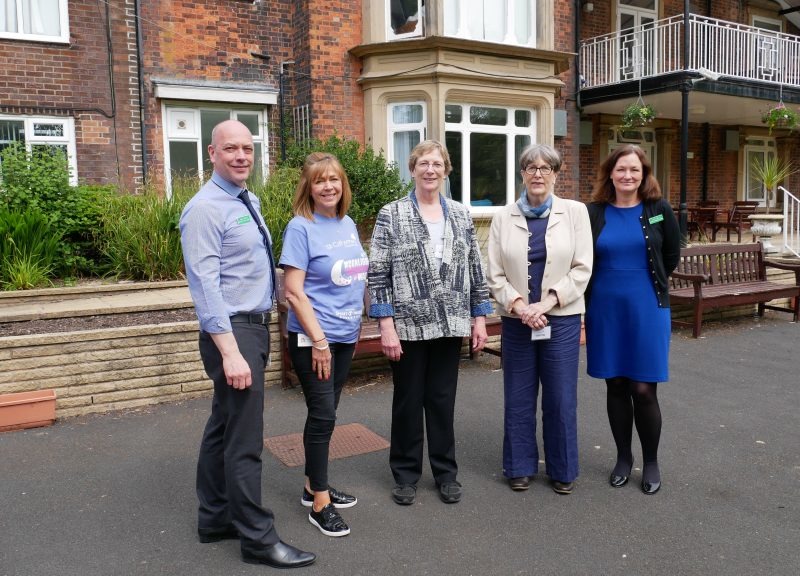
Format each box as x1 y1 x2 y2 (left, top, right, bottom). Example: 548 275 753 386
288 333 355 493
196 323 279 552
501 314 581 482
390 337 463 486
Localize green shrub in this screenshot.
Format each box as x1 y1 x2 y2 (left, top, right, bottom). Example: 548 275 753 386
283 136 409 228
250 166 300 259
100 189 189 281
0 208 61 290
0 143 114 276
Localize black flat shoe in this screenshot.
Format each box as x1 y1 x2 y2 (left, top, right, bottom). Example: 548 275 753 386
242 541 316 568
508 476 531 491
609 474 629 488
641 480 661 495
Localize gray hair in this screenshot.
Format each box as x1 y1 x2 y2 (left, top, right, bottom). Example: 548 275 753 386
519 143 562 173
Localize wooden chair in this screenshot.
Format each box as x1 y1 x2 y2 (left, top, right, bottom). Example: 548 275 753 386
714 201 759 243
697 199 720 208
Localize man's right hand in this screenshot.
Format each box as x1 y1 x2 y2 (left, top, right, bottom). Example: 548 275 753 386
210 332 252 389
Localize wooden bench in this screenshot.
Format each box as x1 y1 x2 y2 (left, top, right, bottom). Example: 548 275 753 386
670 243 800 338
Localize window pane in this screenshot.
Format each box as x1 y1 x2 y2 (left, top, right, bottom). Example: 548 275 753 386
483 2 504 43
22 0 61 36
1 2 18 33
515 110 530 127
237 113 260 137
444 131 462 203
33 123 64 138
392 104 423 124
470 106 507 126
0 120 25 144
470 133 506 206
445 105 462 123
621 0 656 8
514 0 531 44
394 131 421 183
390 0 421 36
514 135 530 194
169 141 199 180
201 110 232 175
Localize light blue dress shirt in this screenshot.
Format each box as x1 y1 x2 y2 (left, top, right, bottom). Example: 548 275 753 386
179 173 274 334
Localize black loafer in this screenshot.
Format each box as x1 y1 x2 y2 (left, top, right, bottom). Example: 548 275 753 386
198 523 238 543
609 474 629 488
508 476 531 491
641 480 661 495
241 541 316 568
551 480 574 495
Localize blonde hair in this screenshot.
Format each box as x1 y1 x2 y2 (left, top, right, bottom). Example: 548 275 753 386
292 152 352 220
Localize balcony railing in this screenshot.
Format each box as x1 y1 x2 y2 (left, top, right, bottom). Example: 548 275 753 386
580 14 800 89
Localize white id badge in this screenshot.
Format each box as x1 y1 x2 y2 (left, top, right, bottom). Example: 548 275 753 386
297 333 313 347
531 326 552 341
434 243 444 259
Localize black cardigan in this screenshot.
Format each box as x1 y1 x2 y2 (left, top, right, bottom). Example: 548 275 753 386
586 199 681 308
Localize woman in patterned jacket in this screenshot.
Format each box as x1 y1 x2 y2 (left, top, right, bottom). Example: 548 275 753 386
368 139 493 507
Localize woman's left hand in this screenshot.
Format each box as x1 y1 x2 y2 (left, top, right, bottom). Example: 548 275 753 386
519 301 553 329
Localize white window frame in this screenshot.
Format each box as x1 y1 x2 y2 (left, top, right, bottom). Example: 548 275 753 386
0 114 77 184
0 0 70 43
161 105 269 195
444 0 536 47
743 138 777 207
387 101 427 184
444 103 537 216
387 0 423 40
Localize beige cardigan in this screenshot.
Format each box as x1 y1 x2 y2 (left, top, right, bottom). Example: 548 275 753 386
486 195 593 317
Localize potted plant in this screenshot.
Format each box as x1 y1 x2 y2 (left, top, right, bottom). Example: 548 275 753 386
621 102 657 129
750 156 797 214
761 102 799 135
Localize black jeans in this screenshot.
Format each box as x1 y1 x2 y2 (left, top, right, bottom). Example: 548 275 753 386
389 337 463 486
196 323 279 551
288 332 356 493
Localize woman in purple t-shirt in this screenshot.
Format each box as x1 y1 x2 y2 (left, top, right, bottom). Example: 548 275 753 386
279 153 368 538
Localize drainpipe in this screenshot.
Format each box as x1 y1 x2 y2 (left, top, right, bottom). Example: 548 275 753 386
701 122 710 202
279 60 295 163
575 1 583 200
134 0 148 181
679 0 691 242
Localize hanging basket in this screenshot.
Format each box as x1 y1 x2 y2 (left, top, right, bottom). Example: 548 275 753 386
621 102 656 129
761 102 799 135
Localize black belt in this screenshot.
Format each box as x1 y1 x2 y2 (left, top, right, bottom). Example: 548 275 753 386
230 312 271 325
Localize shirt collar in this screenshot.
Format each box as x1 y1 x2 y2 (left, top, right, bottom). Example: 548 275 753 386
210 172 245 198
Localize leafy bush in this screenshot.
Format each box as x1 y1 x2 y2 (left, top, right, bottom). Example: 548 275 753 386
0 143 114 276
0 208 62 290
251 165 300 259
283 135 409 227
100 189 189 281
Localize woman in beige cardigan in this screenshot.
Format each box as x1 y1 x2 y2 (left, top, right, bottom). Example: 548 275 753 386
487 143 592 494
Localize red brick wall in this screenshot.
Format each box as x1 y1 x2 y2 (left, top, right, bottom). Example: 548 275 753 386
0 0 139 188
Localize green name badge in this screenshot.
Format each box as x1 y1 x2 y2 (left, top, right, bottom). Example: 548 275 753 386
236 215 252 225
648 214 664 224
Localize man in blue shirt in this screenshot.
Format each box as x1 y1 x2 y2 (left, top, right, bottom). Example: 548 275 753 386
179 119 315 569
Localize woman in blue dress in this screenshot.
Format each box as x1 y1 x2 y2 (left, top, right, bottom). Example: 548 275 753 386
585 145 680 495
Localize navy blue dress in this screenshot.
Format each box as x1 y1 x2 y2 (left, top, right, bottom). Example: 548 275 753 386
585 204 670 382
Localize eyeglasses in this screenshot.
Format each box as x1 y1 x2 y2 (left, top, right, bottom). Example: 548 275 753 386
416 161 445 171
524 165 553 176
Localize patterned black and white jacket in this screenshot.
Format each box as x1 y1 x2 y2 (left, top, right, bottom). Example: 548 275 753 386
367 191 493 341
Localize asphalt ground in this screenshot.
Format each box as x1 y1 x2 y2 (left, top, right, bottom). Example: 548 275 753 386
1 314 798 576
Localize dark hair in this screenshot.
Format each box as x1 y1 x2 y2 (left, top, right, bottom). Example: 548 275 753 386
591 145 662 203
292 152 352 220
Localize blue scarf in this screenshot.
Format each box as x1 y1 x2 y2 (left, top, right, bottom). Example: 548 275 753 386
517 190 552 219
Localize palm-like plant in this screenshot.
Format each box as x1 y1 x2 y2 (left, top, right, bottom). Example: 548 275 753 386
750 156 797 214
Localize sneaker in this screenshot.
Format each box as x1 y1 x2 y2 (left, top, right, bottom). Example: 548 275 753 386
437 481 462 504
308 503 350 537
391 484 416 505
551 480 574 495
301 486 357 509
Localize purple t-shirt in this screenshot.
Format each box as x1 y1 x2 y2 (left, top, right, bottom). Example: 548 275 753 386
279 214 368 343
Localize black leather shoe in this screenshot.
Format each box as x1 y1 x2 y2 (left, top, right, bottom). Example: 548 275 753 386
609 474 629 488
551 480 574 495
508 476 531 491
198 524 238 543
242 541 316 568
641 480 661 495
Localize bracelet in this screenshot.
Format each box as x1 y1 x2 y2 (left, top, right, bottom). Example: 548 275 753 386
312 344 329 351
312 336 327 343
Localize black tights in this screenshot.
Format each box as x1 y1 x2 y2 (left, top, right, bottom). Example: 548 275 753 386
606 377 662 484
